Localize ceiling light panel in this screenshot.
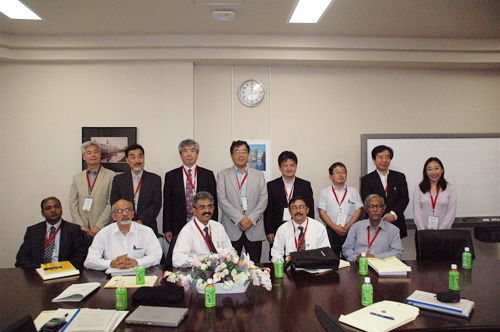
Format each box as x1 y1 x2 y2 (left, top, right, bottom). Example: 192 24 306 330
289 0 334 24
0 0 42 20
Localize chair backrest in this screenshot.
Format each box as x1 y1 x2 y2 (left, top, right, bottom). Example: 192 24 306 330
416 229 475 261
0 315 37 332
165 235 178 268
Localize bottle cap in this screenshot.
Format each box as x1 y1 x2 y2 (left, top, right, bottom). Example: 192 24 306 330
361 252 366 257
451 264 457 270
465 247 470 252
118 281 125 287
364 277 370 283
207 278 213 285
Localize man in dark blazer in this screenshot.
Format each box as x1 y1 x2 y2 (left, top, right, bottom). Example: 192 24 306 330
163 139 217 243
264 151 314 247
110 144 162 235
16 197 87 269
360 145 409 238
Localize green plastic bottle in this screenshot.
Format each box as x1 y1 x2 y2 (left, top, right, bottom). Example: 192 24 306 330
359 252 368 275
275 258 284 278
449 264 460 291
115 281 127 310
205 279 216 308
361 277 373 306
462 247 472 270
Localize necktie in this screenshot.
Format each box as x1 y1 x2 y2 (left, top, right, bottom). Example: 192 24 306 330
133 175 140 207
298 226 306 251
186 169 195 220
43 226 56 264
204 226 217 253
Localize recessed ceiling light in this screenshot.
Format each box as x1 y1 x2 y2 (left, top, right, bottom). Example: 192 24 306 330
289 0 334 24
0 0 42 20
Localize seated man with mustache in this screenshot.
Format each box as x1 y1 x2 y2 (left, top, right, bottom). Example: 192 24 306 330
84 199 163 270
342 194 403 262
173 192 234 268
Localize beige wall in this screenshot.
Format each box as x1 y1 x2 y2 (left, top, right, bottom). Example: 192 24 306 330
1 60 499 268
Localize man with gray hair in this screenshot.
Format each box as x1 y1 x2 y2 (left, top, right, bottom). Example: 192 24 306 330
342 194 403 262
163 139 217 244
84 199 162 270
172 192 233 268
70 141 116 240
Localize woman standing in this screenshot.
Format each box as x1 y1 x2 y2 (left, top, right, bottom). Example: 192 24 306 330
413 157 457 230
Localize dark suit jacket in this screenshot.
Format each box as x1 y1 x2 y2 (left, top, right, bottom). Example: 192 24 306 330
110 170 162 235
360 170 410 238
163 166 218 235
264 176 314 235
15 219 87 269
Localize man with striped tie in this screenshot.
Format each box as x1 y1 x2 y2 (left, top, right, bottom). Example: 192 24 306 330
15 197 87 269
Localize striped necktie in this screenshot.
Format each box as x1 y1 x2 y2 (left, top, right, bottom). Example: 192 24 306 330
43 226 56 263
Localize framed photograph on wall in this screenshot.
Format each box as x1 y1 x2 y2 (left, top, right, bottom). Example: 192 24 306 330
245 139 271 182
82 127 137 172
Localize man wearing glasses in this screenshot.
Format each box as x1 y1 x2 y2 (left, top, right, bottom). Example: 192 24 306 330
270 196 330 263
342 194 403 262
217 140 268 263
84 199 162 270
173 192 233 268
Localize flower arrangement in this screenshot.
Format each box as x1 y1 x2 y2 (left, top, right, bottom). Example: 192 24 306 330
162 248 272 292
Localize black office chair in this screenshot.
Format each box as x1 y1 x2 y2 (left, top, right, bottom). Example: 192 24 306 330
416 229 475 261
165 235 178 268
0 315 37 332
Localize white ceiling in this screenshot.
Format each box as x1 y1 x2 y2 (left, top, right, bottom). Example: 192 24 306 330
1 0 499 38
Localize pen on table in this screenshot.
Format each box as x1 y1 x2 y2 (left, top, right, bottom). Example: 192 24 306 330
370 312 394 320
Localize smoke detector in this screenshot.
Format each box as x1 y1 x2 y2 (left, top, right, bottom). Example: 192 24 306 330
212 11 236 21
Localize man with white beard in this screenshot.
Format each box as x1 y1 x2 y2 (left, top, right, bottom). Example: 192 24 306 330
84 199 163 270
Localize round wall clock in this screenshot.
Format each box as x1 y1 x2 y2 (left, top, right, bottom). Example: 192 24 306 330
238 79 265 107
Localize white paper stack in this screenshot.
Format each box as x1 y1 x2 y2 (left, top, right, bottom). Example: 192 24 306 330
367 257 411 277
105 267 136 276
406 290 475 318
52 282 101 302
40 308 127 332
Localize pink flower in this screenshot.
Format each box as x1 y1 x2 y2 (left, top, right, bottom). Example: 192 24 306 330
217 248 229 262
212 273 222 284
161 271 173 279
192 255 202 267
240 253 253 269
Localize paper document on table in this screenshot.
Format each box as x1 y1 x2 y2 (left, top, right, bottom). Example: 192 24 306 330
41 308 127 332
406 290 475 318
368 257 411 277
104 276 158 288
53 282 100 302
105 267 136 276
299 259 350 273
339 300 419 332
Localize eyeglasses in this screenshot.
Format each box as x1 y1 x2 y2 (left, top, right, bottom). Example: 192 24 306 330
366 204 384 210
114 207 133 214
332 171 347 175
197 205 214 211
290 205 307 211
233 150 248 155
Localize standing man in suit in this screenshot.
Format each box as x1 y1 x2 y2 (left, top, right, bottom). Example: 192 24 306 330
217 140 268 263
360 145 409 238
264 151 314 254
16 197 87 269
110 144 162 235
163 139 218 244
70 141 116 240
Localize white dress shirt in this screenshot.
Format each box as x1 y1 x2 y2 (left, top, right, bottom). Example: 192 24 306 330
271 218 330 262
182 164 198 192
317 185 363 225
84 221 162 270
173 218 234 268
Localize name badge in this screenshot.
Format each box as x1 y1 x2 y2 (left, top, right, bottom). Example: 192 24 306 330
427 216 439 230
83 198 93 211
336 213 348 226
283 208 292 221
241 197 248 211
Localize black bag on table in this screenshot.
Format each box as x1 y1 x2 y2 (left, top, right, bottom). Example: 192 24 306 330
131 284 184 305
287 247 340 270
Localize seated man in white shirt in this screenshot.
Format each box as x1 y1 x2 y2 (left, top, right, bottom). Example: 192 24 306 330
271 196 330 263
173 191 233 268
84 199 163 270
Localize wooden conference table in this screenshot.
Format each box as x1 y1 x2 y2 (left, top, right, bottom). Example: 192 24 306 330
2 260 500 332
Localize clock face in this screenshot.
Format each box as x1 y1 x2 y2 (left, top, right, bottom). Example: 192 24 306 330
238 79 265 107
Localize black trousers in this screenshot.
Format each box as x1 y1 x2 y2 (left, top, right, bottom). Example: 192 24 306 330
231 232 262 263
327 227 347 259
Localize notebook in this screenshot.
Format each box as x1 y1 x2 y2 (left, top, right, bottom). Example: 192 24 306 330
406 290 475 318
125 306 189 327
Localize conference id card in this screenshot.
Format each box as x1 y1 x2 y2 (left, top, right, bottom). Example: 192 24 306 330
82 198 93 211
427 216 439 230
241 197 248 211
283 208 292 221
336 213 348 226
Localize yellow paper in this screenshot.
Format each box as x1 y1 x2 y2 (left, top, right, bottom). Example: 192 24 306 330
104 276 158 288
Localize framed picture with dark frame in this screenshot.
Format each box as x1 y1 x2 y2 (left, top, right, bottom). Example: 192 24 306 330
82 127 137 172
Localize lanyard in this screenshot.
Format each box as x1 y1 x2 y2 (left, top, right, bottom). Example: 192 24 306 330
45 225 61 247
86 166 101 194
183 166 197 191
193 219 214 252
332 186 348 210
284 181 294 202
293 218 309 250
367 227 382 252
236 172 248 191
133 176 143 200
429 186 441 213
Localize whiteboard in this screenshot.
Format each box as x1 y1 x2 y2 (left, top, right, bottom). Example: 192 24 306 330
362 134 500 219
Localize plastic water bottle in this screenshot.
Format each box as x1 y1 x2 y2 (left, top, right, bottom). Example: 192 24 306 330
136 265 145 285
449 264 460 291
205 278 216 308
361 277 373 306
275 258 284 278
359 252 368 275
115 281 127 310
462 247 472 269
